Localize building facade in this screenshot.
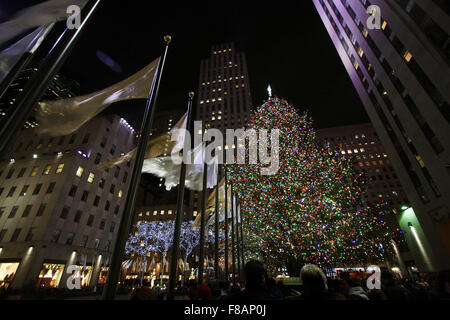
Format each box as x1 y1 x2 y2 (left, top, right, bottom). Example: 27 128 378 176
0 114 135 289
313 0 450 271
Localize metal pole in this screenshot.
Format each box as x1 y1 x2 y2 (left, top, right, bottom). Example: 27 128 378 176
198 157 208 285
0 23 56 100
231 184 236 286
167 92 195 300
224 164 229 282
235 195 242 286
214 165 221 280
101 35 172 300
0 0 102 154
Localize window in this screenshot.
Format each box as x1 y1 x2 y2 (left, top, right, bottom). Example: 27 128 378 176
123 171 128 183
0 207 5 218
60 206 70 219
74 210 82 223
81 191 89 202
7 186 16 197
110 144 116 155
94 153 102 164
18 168 26 178
32 184 42 195
19 185 29 196
94 238 100 249
99 220 105 230
100 137 107 148
118 190 123 198
114 206 120 215
22 205 32 218
56 164 64 174
82 133 90 144
109 222 115 233
46 182 56 194
6 169 15 179
10 228 22 242
114 166 120 178
25 227 35 242
80 235 88 248
69 134 77 144
105 240 111 252
8 206 18 218
104 201 110 211
66 232 75 245
0 229 7 242
403 50 412 63
99 179 105 189
94 196 100 207
43 165 52 175
87 215 94 226
110 184 115 194
30 166 39 177
36 204 46 217
76 166 84 177
87 172 95 183
58 136 64 145
68 185 77 197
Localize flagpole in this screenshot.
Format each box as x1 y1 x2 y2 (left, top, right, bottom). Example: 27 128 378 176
198 153 208 285
167 92 195 300
231 184 236 286
0 23 56 100
214 165 221 280
240 201 246 266
235 194 242 286
101 35 172 300
0 0 102 155
224 164 229 282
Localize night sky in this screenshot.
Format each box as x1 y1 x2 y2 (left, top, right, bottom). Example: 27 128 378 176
4 0 370 129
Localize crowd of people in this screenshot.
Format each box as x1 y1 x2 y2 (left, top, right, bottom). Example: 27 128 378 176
129 260 450 301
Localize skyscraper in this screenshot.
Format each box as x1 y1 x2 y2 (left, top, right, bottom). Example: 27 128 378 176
196 42 253 134
0 114 135 289
313 0 450 271
191 42 253 215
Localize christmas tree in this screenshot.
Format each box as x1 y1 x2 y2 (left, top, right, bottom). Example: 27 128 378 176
228 97 402 271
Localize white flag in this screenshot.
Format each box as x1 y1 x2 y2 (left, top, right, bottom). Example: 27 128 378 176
34 57 160 136
0 0 88 48
0 24 53 83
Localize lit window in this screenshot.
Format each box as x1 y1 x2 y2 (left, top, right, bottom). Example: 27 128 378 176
153 210 157 216
138 212 143 217
30 166 39 177
362 27 368 38
360 148 365 152
56 164 64 174
358 47 364 57
354 149 358 153
76 166 84 177
200 100 204 104
43 165 52 175
146 211 150 216
160 210 165 215
87 172 95 183
381 20 388 30
353 60 359 70
168 210 172 215
193 211 198 217
118 189 123 198
403 50 412 63
341 151 346 155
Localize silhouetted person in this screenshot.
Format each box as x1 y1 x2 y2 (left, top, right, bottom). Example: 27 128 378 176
225 260 270 300
381 269 412 300
267 277 284 300
294 264 332 300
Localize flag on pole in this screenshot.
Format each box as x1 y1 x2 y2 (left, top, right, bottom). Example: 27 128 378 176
102 112 187 169
0 24 52 83
34 57 160 136
0 0 88 49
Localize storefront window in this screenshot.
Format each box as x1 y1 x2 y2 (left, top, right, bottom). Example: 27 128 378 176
0 262 20 289
37 263 65 288
97 267 109 285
